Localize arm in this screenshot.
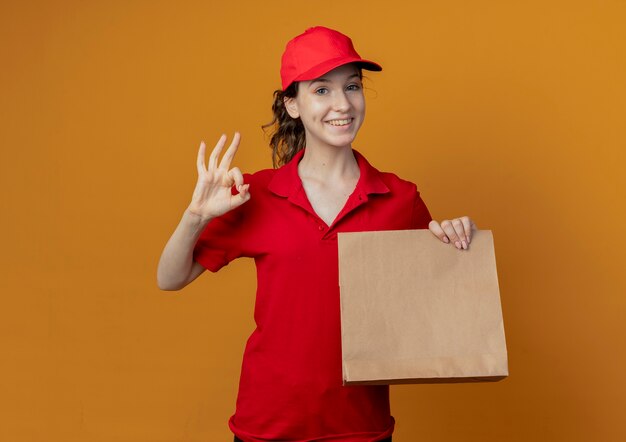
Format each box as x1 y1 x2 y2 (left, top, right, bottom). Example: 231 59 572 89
157 209 212 291
157 133 250 291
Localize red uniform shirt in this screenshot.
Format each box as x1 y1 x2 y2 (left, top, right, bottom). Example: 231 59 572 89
193 148 432 442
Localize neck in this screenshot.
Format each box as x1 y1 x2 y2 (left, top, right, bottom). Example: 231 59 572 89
298 143 359 181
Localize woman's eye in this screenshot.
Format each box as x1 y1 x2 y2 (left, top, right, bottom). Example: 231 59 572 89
347 84 361 91
315 87 329 95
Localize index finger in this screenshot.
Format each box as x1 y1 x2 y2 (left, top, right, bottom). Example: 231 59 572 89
218 132 241 171
208 134 227 170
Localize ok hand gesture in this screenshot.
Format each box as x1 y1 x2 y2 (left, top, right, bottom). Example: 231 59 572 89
187 132 250 221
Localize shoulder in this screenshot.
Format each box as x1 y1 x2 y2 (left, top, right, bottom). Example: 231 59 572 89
241 167 277 191
239 167 281 202
243 167 276 183
378 170 421 193
356 150 421 194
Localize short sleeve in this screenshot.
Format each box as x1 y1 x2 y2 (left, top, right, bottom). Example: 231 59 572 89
410 188 433 229
192 177 253 272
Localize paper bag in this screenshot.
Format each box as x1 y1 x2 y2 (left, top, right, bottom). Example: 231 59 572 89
337 229 508 385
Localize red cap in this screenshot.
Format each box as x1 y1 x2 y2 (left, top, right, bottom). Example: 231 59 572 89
280 26 382 91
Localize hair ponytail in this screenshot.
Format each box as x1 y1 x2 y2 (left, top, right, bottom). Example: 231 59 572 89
262 82 306 168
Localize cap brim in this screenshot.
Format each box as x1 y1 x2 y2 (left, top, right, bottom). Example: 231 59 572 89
289 56 382 88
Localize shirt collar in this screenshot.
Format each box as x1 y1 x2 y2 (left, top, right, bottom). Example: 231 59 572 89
268 148 390 198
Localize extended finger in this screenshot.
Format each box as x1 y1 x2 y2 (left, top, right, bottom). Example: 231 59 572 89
218 132 241 171
196 141 207 173
208 134 227 170
428 220 450 243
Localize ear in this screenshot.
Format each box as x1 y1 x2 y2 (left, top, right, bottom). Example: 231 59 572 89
283 96 300 119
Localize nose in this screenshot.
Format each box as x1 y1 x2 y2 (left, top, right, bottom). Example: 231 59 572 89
332 90 351 112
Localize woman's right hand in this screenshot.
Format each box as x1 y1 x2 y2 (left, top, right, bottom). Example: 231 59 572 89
187 132 250 221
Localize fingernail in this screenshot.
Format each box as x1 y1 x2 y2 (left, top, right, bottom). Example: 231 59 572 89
462 240 467 249
443 237 449 243
455 241 461 249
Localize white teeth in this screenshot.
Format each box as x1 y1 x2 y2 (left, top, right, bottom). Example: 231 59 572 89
327 118 351 126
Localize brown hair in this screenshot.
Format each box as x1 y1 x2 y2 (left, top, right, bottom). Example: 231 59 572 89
261 82 304 168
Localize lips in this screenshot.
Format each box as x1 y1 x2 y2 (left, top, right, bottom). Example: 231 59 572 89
326 118 353 126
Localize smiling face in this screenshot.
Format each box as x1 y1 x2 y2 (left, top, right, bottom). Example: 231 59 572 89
284 63 365 151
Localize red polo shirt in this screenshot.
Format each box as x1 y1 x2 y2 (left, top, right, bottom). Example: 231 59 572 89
193 148 432 442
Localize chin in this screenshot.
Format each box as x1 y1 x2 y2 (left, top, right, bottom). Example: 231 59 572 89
327 132 358 146
328 139 356 149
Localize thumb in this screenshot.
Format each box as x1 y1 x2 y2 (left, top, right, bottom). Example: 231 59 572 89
230 184 251 207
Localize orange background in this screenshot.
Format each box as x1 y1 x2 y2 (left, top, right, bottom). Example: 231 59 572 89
2 1 625 441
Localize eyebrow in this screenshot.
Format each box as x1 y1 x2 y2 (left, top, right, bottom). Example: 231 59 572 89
310 73 361 85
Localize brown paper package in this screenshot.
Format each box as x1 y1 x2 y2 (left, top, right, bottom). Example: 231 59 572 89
338 229 508 385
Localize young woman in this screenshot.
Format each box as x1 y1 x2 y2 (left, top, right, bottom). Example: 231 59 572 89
158 26 476 442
